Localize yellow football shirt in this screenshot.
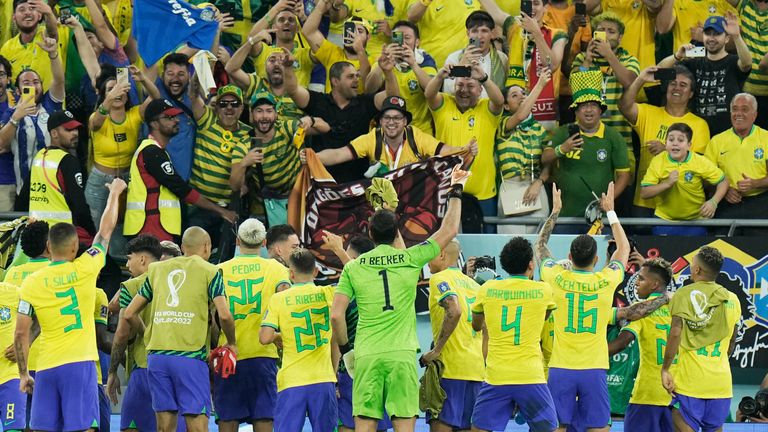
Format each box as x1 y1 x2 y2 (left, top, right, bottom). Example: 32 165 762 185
102 0 133 46
631 104 711 208
252 43 315 88
405 0 481 67
394 63 437 134
18 244 106 371
428 268 484 381
119 274 150 371
671 0 736 51
431 95 500 200
2 258 48 372
349 126 441 169
541 258 624 370
540 313 555 378
344 0 411 57
472 276 555 385
641 151 725 221
673 291 741 399
622 295 673 406
94 288 109 385
0 283 19 385
218 255 290 360
262 283 336 391
603 0 657 71
0 28 53 91
704 126 768 198
314 39 375 94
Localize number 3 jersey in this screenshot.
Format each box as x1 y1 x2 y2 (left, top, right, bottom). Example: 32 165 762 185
336 239 441 358
262 283 335 391
18 244 106 371
540 258 625 370
218 254 290 360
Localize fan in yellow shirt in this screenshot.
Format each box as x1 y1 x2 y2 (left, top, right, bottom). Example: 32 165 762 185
608 258 676 432
656 0 737 51
336 0 412 57
0 0 58 91
215 219 290 431
469 237 558 432
0 282 27 430
405 0 481 67
640 123 727 234
260 248 337 432
420 239 484 431
661 246 741 432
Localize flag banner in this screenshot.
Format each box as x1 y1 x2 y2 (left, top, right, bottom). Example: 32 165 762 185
132 0 219 65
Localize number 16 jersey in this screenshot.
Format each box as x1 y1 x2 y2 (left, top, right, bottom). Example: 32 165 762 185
540 258 624 370
336 239 440 358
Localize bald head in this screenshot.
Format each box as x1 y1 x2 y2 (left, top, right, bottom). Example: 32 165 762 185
443 239 461 262
428 239 462 274
181 227 212 260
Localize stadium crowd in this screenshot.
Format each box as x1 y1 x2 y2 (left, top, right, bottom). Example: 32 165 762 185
0 0 766 430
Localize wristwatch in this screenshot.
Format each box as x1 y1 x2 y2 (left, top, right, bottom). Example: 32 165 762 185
8 118 19 128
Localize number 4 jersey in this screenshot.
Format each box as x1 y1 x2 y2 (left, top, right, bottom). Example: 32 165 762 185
540 258 625 370
262 283 335 391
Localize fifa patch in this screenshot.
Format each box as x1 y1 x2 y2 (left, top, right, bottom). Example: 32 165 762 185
437 281 450 294
755 148 764 160
18 300 31 316
161 161 175 175
87 247 101 257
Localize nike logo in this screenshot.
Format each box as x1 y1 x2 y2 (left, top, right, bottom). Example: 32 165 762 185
436 5 445 11
720 151 728 155
354 8 363 12
4 421 14 426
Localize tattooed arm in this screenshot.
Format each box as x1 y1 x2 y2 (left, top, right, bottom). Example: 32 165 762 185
14 313 33 394
420 295 461 365
616 292 671 321
106 307 133 404
534 183 562 267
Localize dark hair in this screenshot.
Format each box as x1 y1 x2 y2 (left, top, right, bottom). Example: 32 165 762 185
0 55 11 79
696 246 723 276
126 234 163 261
667 122 693 143
348 235 375 256
369 209 398 245
15 68 41 90
465 10 495 30
163 53 190 69
500 237 533 275
642 258 673 287
570 234 598 268
266 224 298 249
329 61 355 83
20 221 49 257
94 64 133 109
289 248 316 274
392 20 420 39
48 223 78 250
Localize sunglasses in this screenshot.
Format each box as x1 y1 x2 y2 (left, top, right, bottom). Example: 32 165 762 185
218 100 242 108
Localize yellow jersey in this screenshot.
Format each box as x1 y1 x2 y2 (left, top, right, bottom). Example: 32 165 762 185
0 283 19 385
640 151 725 221
262 283 336 391
603 0 657 71
541 258 624 370
344 0 411 57
119 274 150 371
349 126 442 169
393 61 437 134
631 104 710 208
472 276 555 385
704 126 768 198
314 39 375 94
217 255 290 360
252 43 315 88
0 28 53 91
428 268 484 381
101 0 134 46
671 0 736 51
90 106 143 169
94 288 109 385
673 291 740 399
431 95 500 200
405 0 481 67
18 244 106 371
541 313 555 378
621 295 673 406
2 258 48 371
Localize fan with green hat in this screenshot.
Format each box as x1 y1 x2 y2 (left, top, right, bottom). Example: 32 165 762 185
569 70 607 111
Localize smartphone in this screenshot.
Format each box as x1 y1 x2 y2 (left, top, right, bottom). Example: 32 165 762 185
469 38 481 49
21 86 35 103
654 68 677 81
344 21 357 43
116 67 129 86
392 30 403 45
59 7 72 24
593 31 606 41
268 31 277 46
685 46 705 58
521 0 532 16
567 123 580 137
575 2 586 15
449 65 472 78
218 3 235 16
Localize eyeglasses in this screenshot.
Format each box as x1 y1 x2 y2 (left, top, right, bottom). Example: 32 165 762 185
218 100 242 108
381 115 405 122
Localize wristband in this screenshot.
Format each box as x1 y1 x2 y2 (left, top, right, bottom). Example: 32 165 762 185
554 145 565 158
673 53 683 61
447 184 463 199
49 52 58 60
247 36 256 46
478 73 489 84
8 118 19 128
97 104 109 115
606 210 619 225
339 342 352 355
265 14 273 26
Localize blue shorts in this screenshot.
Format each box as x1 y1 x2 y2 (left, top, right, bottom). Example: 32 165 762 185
0 379 27 431
30 361 99 431
472 382 557 432
337 371 392 430
121 368 157 431
427 378 480 429
625 403 672 432
673 394 730 432
548 368 609 429
147 354 212 416
213 357 277 422
98 385 110 432
275 382 337 432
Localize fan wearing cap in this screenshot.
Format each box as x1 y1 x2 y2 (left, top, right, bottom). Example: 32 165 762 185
27 110 96 243
303 0 377 94
124 98 238 243
214 218 290 432
655 0 738 53
657 13 751 136
308 96 475 173
542 71 630 227
230 92 328 225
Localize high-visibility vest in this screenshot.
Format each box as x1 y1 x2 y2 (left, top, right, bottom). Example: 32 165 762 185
123 139 181 237
28 148 72 226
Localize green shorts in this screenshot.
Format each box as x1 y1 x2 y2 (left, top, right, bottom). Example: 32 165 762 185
352 350 419 419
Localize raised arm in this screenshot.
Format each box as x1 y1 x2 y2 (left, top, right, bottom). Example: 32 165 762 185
374 50 400 109
723 12 752 73
534 183 561 266
505 70 551 131
602 182 629 268
28 0 58 41
226 30 272 88
94 178 128 250
425 63 450 110
430 166 469 249
188 73 207 122
620 67 658 126
476 0 510 28
615 293 671 321
84 0 118 50
473 62 504 114
130 66 161 118
66 17 101 87
90 81 131 132
38 37 65 102
302 0 329 52
655 0 675 34
281 50 311 109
